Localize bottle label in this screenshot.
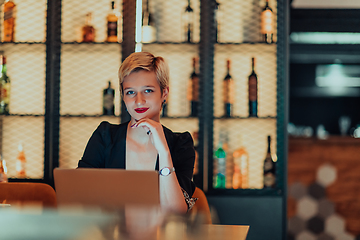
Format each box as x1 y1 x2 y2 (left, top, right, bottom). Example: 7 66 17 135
1 82 10 103
223 79 235 104
16 160 26 178
232 167 241 189
83 27 95 42
217 157 226 175
4 12 15 41
191 77 199 101
187 76 199 102
187 79 192 101
264 172 276 187
103 94 114 111
248 76 257 101
1 87 7 99
261 10 273 34
4 9 14 20
264 158 273 171
233 153 249 189
0 85 4 99
107 21 118 37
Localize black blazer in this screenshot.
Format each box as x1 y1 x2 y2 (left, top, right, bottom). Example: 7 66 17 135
78 121 196 197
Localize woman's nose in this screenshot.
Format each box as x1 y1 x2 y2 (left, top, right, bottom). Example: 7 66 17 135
135 93 145 105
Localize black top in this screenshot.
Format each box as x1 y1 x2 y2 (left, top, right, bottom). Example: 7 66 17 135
78 121 196 197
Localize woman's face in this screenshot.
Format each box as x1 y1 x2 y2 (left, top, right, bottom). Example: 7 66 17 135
123 70 168 122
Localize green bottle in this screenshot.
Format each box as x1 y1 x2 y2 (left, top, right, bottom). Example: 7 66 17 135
0 56 10 115
214 142 226 189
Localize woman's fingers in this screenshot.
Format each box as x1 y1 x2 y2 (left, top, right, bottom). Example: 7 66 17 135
132 119 156 135
131 119 168 153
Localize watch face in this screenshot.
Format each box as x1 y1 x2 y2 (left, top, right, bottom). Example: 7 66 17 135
161 168 170 176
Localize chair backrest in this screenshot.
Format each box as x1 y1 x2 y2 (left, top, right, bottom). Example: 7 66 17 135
0 182 57 208
191 187 212 224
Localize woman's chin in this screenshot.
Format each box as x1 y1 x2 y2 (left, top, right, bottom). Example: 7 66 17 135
133 116 148 121
132 112 160 122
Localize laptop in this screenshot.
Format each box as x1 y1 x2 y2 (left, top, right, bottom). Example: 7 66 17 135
54 168 160 209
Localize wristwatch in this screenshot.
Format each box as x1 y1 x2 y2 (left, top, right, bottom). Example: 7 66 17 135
159 167 175 176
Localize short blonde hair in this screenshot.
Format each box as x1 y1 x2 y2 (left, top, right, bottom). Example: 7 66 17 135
118 52 169 97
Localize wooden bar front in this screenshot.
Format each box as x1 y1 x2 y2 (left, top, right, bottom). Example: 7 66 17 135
288 136 360 236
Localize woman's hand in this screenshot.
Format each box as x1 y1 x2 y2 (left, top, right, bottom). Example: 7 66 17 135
131 118 169 155
131 118 188 213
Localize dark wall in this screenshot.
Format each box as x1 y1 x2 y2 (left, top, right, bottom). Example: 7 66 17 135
289 6 360 135
289 63 360 135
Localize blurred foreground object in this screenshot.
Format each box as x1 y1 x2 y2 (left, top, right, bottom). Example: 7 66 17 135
0 208 114 240
0 206 249 240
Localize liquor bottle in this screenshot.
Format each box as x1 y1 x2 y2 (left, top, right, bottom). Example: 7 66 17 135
223 59 234 118
222 136 233 189
260 0 273 44
214 141 226 189
183 0 194 43
248 57 258 117
161 98 168 117
103 81 115 115
263 135 276 188
0 157 7 183
187 57 199 117
3 0 16 42
214 132 227 189
232 139 249 189
0 55 10 115
82 13 95 42
16 142 26 178
142 0 156 43
106 1 119 42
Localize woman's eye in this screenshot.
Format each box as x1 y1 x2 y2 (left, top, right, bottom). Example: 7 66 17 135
144 89 154 93
125 90 135 95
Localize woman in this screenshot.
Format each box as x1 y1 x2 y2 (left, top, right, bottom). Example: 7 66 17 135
78 52 196 213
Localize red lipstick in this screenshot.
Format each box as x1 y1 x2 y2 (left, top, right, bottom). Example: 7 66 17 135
135 108 149 113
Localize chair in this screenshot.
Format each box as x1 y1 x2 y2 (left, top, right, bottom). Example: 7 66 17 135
0 182 57 208
190 187 212 224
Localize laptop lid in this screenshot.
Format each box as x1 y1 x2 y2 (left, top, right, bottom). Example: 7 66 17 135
202 225 249 240
54 168 160 209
